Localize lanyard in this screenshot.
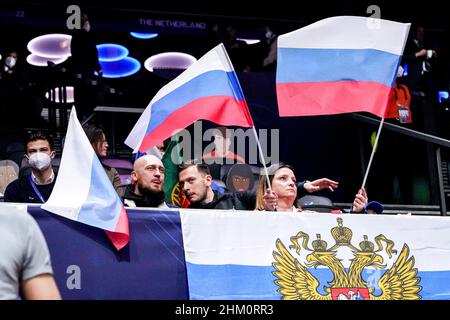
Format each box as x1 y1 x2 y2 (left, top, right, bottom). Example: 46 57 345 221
28 175 45 203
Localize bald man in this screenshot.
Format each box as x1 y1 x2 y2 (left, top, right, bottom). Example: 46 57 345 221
121 155 168 208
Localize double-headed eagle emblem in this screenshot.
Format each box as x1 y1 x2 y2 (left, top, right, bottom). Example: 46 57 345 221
272 218 422 300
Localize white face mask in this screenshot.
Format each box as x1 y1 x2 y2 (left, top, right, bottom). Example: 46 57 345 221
265 31 273 40
28 152 52 171
83 21 91 32
396 65 404 78
5 56 16 68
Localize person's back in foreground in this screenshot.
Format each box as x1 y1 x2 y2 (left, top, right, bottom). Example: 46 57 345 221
0 206 61 300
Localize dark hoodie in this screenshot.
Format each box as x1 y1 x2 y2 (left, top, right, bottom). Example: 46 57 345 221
122 184 166 208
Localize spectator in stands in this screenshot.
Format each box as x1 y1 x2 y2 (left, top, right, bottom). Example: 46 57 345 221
0 206 61 299
4 131 57 203
255 163 367 213
205 23 223 50
122 154 168 208
83 125 122 196
402 24 437 101
179 161 254 209
69 13 103 120
262 24 278 71
178 160 338 210
226 163 254 192
223 25 250 71
0 49 46 143
203 127 245 164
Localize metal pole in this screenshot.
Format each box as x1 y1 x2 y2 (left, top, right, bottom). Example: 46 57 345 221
251 126 272 189
361 118 385 189
436 147 448 216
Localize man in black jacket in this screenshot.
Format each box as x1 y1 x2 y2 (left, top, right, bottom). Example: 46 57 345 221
122 154 168 208
179 162 254 210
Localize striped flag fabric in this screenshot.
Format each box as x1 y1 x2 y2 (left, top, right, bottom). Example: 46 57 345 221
276 16 410 118
181 209 450 300
42 107 129 250
125 43 254 153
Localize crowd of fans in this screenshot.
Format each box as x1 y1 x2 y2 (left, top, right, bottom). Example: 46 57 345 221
0 14 448 300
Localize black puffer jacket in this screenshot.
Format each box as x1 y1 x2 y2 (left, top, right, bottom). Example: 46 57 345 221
122 184 166 208
188 190 256 210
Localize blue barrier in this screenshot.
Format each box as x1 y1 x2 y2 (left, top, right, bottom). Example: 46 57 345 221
29 206 189 300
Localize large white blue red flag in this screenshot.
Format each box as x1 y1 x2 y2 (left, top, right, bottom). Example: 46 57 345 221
181 209 450 300
42 107 129 250
125 43 254 153
276 16 410 118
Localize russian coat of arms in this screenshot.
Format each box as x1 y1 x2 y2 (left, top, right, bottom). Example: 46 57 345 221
272 218 422 300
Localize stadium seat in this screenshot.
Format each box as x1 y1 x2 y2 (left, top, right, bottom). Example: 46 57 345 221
299 195 337 213
0 160 19 195
101 157 133 185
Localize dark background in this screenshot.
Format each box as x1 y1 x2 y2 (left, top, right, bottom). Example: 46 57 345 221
1 0 449 207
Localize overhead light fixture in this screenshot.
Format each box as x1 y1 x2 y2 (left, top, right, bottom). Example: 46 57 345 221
237 38 261 45
96 43 130 62
130 32 159 39
26 54 69 67
98 57 141 78
144 52 197 72
27 33 72 59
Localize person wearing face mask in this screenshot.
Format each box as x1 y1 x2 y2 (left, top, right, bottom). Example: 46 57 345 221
3 52 17 73
262 25 278 71
4 132 57 203
0 49 47 136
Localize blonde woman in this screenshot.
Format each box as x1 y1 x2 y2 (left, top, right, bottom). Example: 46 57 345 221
255 163 368 213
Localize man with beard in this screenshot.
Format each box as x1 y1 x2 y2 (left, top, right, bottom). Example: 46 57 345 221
122 155 168 208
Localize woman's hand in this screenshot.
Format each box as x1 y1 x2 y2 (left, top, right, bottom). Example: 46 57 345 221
263 188 278 211
352 188 368 213
304 178 339 193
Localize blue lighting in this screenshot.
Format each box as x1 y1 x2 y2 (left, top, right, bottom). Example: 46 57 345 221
96 44 129 62
402 64 408 76
98 57 141 78
438 91 449 103
130 32 159 39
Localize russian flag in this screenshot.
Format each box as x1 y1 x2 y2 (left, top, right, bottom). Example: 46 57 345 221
125 43 254 153
181 209 450 300
276 16 410 118
42 107 129 250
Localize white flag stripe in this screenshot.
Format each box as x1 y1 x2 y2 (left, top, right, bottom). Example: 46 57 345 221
41 108 94 219
124 43 233 151
124 104 152 151
181 209 450 272
150 44 232 106
278 16 410 55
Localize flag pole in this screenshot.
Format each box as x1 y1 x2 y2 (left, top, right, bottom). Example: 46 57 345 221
251 125 272 189
219 43 272 189
361 117 385 189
